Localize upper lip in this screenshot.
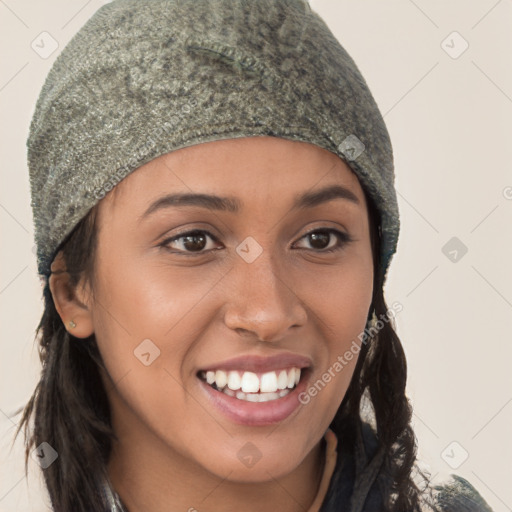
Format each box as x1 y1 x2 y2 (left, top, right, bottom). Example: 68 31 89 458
198 353 312 373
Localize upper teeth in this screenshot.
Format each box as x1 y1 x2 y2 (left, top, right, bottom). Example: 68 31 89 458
203 367 301 393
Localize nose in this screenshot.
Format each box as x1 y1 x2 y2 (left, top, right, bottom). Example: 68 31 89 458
223 250 307 342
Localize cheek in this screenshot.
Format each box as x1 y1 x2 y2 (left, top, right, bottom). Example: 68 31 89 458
91 271 217 467
94 240 228 337
298 247 372 420
89 264 207 412
306 243 373 337
89 249 228 443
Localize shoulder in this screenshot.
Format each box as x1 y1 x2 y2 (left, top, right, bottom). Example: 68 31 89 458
356 418 494 512
352 420 495 512
421 473 494 512
321 419 494 512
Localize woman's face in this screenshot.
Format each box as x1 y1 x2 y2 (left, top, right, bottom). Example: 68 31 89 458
88 136 374 482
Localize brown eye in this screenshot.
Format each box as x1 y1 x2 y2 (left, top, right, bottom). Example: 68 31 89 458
160 230 220 254
294 228 354 253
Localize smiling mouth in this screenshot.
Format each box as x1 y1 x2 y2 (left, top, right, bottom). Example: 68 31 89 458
197 367 304 403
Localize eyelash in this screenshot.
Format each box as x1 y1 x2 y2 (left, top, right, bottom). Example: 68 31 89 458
159 228 354 256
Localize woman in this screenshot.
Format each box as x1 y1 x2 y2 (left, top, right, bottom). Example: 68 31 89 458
15 0 493 510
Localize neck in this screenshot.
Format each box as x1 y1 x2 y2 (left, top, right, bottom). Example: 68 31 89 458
107 427 325 512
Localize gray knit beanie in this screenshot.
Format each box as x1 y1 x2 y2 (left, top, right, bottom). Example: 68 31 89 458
27 0 399 285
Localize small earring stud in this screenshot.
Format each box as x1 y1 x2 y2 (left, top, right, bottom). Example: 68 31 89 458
68 320 76 329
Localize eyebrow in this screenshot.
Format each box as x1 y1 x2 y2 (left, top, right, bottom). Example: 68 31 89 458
138 184 360 222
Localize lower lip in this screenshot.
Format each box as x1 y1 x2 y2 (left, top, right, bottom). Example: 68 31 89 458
198 370 311 426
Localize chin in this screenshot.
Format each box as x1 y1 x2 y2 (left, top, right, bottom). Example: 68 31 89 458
209 458 300 483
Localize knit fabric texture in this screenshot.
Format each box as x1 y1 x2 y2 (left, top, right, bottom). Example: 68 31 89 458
26 0 400 283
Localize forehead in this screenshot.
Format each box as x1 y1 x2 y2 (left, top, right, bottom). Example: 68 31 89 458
100 136 366 216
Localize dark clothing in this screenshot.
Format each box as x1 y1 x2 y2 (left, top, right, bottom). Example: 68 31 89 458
319 421 494 511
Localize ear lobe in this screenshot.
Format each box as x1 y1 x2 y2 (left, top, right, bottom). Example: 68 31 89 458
49 251 94 339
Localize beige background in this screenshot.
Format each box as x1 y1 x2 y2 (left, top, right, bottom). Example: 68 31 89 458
1 0 511 510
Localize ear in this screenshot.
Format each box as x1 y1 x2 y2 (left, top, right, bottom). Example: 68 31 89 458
48 251 94 339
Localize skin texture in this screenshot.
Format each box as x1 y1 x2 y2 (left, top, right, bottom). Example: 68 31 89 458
49 136 374 512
